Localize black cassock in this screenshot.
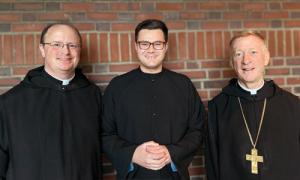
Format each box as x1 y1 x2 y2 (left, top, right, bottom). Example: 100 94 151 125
0 66 102 180
102 68 206 179
206 78 300 180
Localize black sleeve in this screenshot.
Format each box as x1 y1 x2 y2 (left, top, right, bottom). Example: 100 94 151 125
101 83 137 179
205 100 219 180
0 97 8 179
166 80 206 176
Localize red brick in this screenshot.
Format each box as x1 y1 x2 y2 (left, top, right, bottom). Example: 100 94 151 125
285 30 292 57
62 3 94 11
284 20 300 27
287 77 300 84
163 62 184 70
156 3 183 11
185 2 200 10
244 21 269 28
199 2 226 9
188 32 195 60
215 31 223 59
39 12 69 21
224 31 232 59
263 12 289 19
202 22 228 30
178 32 187 60
99 33 109 62
12 66 32 76
73 23 95 31
14 3 43 10
87 12 117 20
208 71 221 78
13 35 24 65
3 35 13 65
266 68 290 75
272 59 284 66
166 21 185 30
0 35 2 65
0 13 20 22
287 58 300 65
272 77 285 85
110 33 120 62
181 71 206 79
130 33 138 62
89 33 99 63
12 24 44 32
197 32 205 59
223 12 246 20
120 34 130 61
111 23 135 31
205 32 214 59
283 3 300 10
277 31 284 57
0 78 21 86
135 13 163 21
109 64 138 72
111 2 139 11
242 3 267 10
80 34 88 63
294 31 300 56
202 60 229 69
268 31 276 57
180 12 204 20
167 33 177 60
223 69 236 78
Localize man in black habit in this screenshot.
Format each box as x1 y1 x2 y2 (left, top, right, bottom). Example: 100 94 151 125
102 19 206 179
0 23 102 180
206 30 300 180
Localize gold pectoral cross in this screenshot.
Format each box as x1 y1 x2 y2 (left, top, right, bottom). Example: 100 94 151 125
246 148 263 174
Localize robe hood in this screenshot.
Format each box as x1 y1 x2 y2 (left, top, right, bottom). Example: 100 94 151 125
221 78 282 101
21 66 91 91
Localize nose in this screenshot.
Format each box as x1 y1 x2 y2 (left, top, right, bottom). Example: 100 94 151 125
242 53 251 65
147 44 155 52
61 44 71 54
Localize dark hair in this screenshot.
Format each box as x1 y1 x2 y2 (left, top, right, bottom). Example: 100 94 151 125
40 23 82 45
135 19 168 42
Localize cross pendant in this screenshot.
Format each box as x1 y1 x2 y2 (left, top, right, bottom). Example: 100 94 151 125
246 148 263 174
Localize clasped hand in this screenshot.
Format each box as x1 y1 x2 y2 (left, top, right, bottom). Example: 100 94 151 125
132 141 171 170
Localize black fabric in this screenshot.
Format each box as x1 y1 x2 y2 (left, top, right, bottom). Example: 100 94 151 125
102 68 206 180
0 66 102 180
206 78 300 180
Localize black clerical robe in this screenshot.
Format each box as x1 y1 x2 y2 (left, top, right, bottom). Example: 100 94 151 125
102 68 205 179
206 78 300 180
0 66 102 180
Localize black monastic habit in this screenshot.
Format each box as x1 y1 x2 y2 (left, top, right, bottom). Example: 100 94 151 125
102 68 206 179
0 66 102 180
206 78 300 180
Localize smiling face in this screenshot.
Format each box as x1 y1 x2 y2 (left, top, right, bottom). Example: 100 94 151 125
39 24 81 79
135 29 168 74
231 35 270 89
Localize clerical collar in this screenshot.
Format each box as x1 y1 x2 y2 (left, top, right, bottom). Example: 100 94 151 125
49 73 75 85
238 80 264 95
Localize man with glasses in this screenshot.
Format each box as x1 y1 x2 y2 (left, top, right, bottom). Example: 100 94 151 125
102 19 205 179
0 23 102 180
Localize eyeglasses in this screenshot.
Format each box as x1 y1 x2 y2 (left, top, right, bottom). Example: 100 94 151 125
137 41 166 50
42 42 81 50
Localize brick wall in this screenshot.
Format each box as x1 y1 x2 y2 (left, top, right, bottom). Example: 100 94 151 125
1 1 300 179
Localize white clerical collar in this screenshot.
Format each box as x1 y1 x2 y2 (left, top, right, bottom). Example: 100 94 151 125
238 80 264 95
52 74 75 85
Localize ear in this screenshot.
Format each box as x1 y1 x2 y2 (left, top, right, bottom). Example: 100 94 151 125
39 44 46 58
165 42 168 51
134 42 138 52
264 49 270 66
